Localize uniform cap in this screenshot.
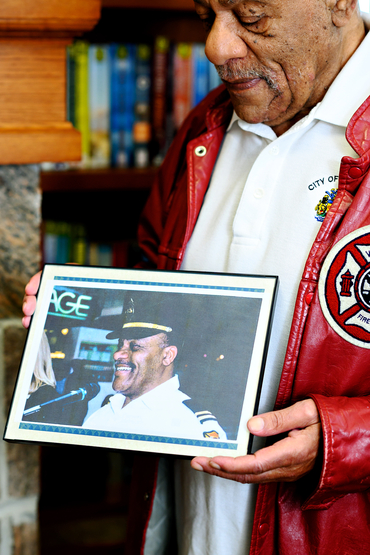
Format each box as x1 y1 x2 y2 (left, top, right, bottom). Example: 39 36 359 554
105 294 179 342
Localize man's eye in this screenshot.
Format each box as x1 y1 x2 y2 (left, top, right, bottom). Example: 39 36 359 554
239 16 267 32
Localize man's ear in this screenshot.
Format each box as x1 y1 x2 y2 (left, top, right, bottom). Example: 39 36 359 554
330 0 358 27
162 345 178 366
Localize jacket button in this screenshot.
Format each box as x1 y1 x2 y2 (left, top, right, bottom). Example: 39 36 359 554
305 292 314 305
348 166 362 179
258 523 269 536
195 145 207 157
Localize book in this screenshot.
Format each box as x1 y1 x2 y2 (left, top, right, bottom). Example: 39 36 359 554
70 224 88 265
110 43 136 168
112 240 129 268
151 36 171 167
192 43 210 108
133 44 152 168
97 244 113 267
42 221 59 264
74 41 90 168
88 44 111 168
209 61 222 91
62 38 211 170
43 222 88 265
172 43 193 130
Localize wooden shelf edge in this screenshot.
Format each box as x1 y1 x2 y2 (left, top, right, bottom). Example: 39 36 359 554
0 0 101 35
101 0 195 10
40 167 159 192
0 127 81 165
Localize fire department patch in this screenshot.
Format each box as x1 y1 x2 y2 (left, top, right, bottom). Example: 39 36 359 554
319 225 370 348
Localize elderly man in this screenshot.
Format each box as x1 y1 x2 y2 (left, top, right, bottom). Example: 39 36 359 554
23 0 370 553
82 299 226 440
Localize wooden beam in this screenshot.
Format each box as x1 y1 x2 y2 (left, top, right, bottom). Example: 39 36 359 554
0 0 101 36
0 0 101 164
0 125 81 165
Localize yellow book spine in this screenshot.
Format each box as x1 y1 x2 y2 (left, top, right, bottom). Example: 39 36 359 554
74 41 90 167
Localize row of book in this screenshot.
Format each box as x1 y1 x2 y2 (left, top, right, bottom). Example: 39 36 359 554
46 38 221 171
42 221 137 268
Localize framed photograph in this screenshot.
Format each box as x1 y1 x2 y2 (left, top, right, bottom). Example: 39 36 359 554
4 264 277 458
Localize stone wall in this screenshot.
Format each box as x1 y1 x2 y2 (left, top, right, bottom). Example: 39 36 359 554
0 166 41 554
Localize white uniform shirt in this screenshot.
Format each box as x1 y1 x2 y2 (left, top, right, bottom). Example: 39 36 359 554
82 375 226 441
163 18 370 555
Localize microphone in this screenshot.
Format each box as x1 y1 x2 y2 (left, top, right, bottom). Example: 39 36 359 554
23 382 101 416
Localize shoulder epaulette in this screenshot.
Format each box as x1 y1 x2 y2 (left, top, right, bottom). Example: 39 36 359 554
183 400 223 439
193 410 219 425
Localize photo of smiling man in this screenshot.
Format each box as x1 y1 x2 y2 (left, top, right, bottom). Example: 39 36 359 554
82 295 227 441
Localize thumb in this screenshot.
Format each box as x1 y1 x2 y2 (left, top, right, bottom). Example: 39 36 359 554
247 399 319 437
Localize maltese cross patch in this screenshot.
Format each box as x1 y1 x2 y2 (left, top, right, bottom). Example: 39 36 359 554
319 226 370 348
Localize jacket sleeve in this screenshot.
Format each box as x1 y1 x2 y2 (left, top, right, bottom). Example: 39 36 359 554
303 394 370 509
136 85 229 270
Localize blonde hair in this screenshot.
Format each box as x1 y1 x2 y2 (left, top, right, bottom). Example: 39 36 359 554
29 332 57 393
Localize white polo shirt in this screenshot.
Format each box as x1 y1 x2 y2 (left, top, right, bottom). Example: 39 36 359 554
167 18 370 555
83 375 226 440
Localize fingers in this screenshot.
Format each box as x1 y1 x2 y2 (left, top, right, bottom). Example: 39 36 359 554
24 271 41 296
22 295 37 328
191 400 321 484
248 399 319 437
191 422 321 484
22 295 36 316
22 271 41 329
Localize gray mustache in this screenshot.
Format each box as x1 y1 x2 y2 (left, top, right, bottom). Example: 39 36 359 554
215 64 279 92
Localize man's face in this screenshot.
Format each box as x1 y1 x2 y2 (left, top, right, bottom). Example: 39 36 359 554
112 332 172 401
194 0 346 133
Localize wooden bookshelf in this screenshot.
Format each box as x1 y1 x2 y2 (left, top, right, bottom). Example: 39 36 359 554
39 3 206 553
86 5 204 44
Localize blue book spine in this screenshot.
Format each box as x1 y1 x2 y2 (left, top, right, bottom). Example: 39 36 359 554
192 43 210 107
209 60 222 91
109 44 136 168
135 44 151 114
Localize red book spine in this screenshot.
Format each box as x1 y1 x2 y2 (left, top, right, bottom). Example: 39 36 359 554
173 43 193 130
151 36 170 166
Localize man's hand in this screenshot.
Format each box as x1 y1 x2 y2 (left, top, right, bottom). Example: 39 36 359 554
22 271 41 328
191 399 321 484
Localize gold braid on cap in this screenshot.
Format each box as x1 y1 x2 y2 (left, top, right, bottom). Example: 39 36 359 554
122 322 172 333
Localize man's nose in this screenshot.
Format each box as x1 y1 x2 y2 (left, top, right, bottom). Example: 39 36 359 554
205 14 248 67
114 341 130 360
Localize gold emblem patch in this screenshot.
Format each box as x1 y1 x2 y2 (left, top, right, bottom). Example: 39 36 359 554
203 431 220 439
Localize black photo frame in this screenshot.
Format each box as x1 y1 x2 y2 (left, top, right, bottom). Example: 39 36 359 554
4 264 277 458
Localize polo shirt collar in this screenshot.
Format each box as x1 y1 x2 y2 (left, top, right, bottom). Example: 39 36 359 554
109 375 184 412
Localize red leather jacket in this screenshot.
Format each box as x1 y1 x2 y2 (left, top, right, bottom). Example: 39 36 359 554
127 85 370 554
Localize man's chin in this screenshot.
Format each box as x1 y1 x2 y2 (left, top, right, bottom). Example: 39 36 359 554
230 91 291 128
112 378 130 393
233 105 285 127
